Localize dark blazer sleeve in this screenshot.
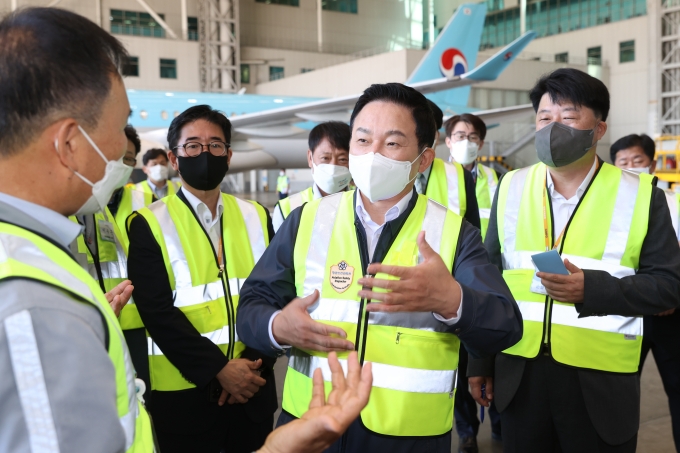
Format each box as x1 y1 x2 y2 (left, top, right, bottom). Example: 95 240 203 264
580 186 680 316
236 205 305 357
445 220 522 357
462 169 481 230
127 213 228 389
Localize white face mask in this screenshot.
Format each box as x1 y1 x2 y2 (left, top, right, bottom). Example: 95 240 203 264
450 139 479 165
625 166 651 175
148 164 169 182
57 125 132 215
349 149 425 202
312 163 351 194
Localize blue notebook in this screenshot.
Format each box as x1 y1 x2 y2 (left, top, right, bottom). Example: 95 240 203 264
531 250 569 275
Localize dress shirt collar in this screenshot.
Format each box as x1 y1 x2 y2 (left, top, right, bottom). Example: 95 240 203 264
181 188 224 226
146 179 167 196
546 157 598 201
355 188 414 228
0 192 82 249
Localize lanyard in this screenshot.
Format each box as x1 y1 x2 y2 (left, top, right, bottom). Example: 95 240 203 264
542 160 599 252
217 234 225 278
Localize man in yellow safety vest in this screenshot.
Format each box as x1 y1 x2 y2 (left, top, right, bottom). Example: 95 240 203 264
237 82 522 452
471 68 680 452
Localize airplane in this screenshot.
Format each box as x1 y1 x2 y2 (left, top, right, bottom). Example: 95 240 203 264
131 3 537 172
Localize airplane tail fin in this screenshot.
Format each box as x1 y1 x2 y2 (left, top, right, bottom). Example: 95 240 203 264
406 3 487 85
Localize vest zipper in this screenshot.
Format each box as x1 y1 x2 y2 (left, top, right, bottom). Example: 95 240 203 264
543 189 555 346
354 219 372 366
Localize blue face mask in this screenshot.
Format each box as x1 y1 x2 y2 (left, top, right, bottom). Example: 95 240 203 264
535 122 597 167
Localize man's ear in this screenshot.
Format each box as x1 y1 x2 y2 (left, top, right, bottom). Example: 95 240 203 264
650 159 657 173
595 121 608 142
307 149 314 169
168 150 179 172
227 148 233 168
444 136 453 149
478 140 484 153
418 148 435 173
52 119 84 173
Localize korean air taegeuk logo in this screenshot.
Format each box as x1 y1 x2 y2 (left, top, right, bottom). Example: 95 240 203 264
440 48 468 78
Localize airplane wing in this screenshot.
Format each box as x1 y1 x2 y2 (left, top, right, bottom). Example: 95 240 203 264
229 31 536 138
447 103 535 124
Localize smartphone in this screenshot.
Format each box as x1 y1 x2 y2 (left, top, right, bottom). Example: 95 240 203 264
531 249 569 275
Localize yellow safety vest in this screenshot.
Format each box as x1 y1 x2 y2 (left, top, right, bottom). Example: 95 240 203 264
425 158 467 217
277 186 314 219
475 164 498 240
283 190 462 437
69 208 144 330
0 221 154 452
134 193 269 391
496 162 652 373
115 180 181 245
277 175 289 193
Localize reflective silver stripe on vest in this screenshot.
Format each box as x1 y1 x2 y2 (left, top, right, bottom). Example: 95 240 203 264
602 170 639 263
303 193 343 297
479 208 491 219
500 166 530 258
0 232 137 449
131 189 146 211
147 325 238 355
174 281 225 308
443 162 461 215
303 195 451 332
550 303 642 336
229 278 245 296
287 191 306 213
289 349 457 394
481 164 498 202
503 251 636 280
516 300 546 322
234 197 266 263
665 191 679 236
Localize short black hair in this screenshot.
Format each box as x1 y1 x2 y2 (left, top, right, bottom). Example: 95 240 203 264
143 148 169 166
0 8 127 156
350 83 436 150
610 134 655 163
427 99 443 131
444 114 487 140
125 124 141 156
308 121 351 153
529 68 610 121
167 105 231 151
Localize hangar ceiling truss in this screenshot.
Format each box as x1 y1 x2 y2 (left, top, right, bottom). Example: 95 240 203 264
198 0 241 93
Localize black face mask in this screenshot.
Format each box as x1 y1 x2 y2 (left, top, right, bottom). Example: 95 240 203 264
177 152 228 191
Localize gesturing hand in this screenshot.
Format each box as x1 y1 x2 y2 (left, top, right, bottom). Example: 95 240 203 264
257 351 372 453
272 290 354 352
105 279 134 317
216 358 265 405
469 376 494 407
537 259 584 303
358 231 461 319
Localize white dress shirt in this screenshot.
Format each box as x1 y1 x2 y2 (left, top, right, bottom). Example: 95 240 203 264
0 192 82 249
181 188 224 254
546 158 598 236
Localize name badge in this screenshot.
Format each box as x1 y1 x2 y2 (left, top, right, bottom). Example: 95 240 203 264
530 272 548 295
330 260 354 294
98 220 116 243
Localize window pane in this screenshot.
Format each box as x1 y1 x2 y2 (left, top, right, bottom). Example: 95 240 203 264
587 46 602 65
109 9 165 38
620 40 635 62
241 64 251 84
555 52 569 62
269 66 284 81
322 0 358 13
122 56 139 77
255 0 300 6
160 58 177 79
188 17 198 41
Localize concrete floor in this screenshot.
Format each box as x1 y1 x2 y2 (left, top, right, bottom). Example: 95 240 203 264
242 191 676 452
271 355 675 452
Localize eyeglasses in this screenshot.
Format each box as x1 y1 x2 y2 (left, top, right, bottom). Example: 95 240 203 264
123 157 137 167
452 132 481 143
173 141 229 157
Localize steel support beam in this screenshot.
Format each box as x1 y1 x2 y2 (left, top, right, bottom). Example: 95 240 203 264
198 0 240 93
134 0 179 39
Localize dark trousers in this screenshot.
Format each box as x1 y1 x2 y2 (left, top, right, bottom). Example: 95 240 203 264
639 312 680 452
454 346 502 439
278 192 287 200
501 355 637 453
150 389 273 453
278 410 452 453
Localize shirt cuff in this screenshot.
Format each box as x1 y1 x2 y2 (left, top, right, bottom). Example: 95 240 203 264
268 310 291 350
432 281 464 325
